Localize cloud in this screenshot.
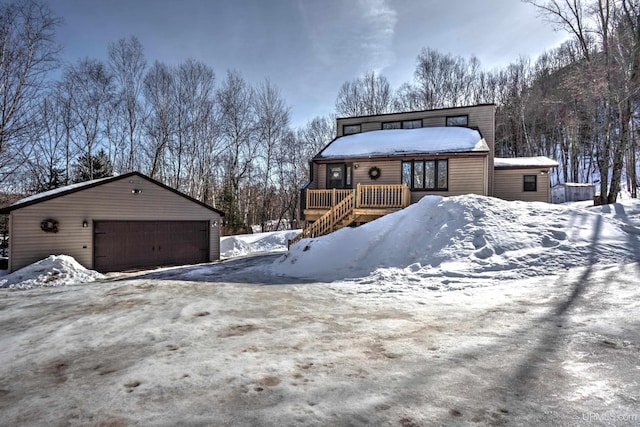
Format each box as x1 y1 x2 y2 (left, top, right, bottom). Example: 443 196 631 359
299 0 397 73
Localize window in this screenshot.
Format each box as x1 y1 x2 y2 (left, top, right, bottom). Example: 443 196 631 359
327 163 352 189
401 160 448 191
382 121 401 130
446 115 468 127
383 119 422 130
402 119 422 129
524 175 537 192
343 124 361 135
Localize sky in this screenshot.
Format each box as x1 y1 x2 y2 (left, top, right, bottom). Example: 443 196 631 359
44 0 570 128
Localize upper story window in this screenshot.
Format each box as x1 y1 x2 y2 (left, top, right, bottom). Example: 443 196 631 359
382 121 402 130
343 124 361 135
402 119 422 129
382 119 422 130
446 115 468 127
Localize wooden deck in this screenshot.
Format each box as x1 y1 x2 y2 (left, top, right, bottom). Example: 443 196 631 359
289 184 411 247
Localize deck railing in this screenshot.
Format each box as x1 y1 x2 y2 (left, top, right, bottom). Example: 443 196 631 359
289 193 355 247
306 189 353 209
356 184 411 208
305 184 411 210
290 184 411 248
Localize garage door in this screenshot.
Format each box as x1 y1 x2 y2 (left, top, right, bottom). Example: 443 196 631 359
94 221 209 272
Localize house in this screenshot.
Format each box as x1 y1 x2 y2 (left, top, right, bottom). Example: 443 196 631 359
0 172 224 273
290 104 557 246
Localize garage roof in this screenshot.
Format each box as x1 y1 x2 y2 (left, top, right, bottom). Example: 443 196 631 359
0 172 224 215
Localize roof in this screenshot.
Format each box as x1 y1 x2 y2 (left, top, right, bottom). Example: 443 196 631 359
335 103 496 121
0 172 225 216
494 156 559 169
552 182 595 188
316 127 489 159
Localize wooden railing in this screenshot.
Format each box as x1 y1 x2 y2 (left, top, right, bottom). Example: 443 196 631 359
356 184 411 208
289 193 354 247
289 184 411 248
306 189 352 209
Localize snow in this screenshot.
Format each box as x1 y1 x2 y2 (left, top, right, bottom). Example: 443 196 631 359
554 182 596 187
12 176 116 206
494 156 559 168
319 126 489 158
275 195 640 284
220 230 300 258
1 195 639 425
0 255 104 289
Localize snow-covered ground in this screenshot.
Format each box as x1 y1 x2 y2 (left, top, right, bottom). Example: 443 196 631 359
1 195 639 426
0 255 103 289
221 229 300 258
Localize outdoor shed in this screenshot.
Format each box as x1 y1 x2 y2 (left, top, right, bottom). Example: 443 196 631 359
0 172 224 273
551 183 596 204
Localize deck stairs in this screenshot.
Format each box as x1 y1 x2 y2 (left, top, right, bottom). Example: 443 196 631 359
288 193 355 248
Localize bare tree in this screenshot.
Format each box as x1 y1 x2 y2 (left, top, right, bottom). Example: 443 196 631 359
143 61 176 180
108 36 147 173
0 0 61 183
254 79 290 231
62 58 115 181
335 71 394 117
216 70 256 230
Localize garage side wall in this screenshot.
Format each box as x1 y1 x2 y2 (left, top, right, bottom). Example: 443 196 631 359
494 168 551 202
8 177 221 272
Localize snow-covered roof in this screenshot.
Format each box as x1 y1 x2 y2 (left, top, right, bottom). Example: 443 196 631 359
13 176 116 206
494 156 559 168
1 172 224 215
553 182 595 187
318 127 489 159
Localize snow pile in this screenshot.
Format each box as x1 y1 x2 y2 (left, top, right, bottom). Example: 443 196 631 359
221 230 301 258
0 255 104 289
273 195 640 282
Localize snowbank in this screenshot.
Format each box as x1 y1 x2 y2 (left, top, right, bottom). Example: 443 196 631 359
273 195 640 282
221 230 301 258
0 255 104 289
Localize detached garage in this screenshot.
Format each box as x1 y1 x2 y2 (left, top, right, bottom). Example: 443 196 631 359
0 172 224 273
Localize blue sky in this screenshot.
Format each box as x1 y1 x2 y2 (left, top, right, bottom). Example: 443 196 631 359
46 0 568 127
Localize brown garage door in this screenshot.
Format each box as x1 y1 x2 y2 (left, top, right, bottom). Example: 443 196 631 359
94 221 209 272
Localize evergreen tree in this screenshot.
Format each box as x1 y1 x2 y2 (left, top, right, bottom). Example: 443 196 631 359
73 149 114 182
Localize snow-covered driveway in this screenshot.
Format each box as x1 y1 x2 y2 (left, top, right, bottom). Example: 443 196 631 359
1 256 638 426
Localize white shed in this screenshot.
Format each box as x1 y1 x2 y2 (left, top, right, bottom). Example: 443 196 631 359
551 183 596 204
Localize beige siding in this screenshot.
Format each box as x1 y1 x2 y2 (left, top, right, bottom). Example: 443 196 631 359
352 160 399 185
334 104 496 195
361 122 382 132
314 156 487 201
494 169 551 203
409 157 487 203
8 176 222 272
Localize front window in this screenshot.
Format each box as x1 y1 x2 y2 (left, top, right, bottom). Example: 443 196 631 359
402 160 449 191
446 115 468 127
343 124 361 135
402 162 412 187
524 175 537 191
